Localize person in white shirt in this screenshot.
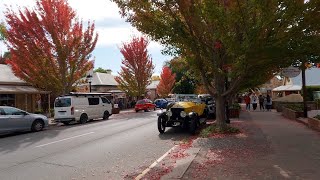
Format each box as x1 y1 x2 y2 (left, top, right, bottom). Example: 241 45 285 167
251 93 258 111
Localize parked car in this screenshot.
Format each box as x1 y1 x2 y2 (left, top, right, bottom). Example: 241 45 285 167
135 99 156 112
54 93 112 125
198 94 216 118
157 94 207 134
0 106 48 134
154 99 168 109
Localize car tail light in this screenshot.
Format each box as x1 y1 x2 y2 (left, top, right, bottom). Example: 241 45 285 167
71 107 74 115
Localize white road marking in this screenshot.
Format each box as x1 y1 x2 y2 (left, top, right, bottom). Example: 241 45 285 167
135 145 178 180
35 132 95 148
273 165 291 178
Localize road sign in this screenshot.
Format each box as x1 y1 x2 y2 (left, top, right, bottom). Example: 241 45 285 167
281 66 301 78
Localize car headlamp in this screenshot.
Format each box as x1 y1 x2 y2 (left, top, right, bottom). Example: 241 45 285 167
180 111 187 118
167 110 172 117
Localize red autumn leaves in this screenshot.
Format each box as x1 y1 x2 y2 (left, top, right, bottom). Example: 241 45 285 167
157 66 176 97
115 36 155 97
4 0 97 95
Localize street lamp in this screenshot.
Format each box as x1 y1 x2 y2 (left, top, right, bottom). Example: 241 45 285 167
86 74 92 92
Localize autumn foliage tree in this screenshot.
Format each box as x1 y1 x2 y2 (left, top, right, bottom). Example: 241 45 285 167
4 0 98 95
166 57 197 94
115 37 155 98
113 0 320 130
157 66 176 97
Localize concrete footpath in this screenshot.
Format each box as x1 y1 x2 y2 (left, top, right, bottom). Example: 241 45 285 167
180 109 320 179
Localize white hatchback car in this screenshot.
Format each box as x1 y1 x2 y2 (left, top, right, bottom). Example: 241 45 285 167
54 93 112 125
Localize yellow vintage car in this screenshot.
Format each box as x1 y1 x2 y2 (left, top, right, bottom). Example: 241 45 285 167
157 94 208 134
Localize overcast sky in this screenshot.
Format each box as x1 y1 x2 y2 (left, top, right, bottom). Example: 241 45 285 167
0 0 172 75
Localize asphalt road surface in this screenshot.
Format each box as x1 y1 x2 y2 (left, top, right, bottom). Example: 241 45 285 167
0 110 190 180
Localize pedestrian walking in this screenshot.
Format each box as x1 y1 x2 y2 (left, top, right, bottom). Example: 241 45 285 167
244 94 251 111
251 93 258 111
266 95 272 111
258 95 265 111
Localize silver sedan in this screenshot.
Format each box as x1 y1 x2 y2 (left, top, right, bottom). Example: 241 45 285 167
0 106 48 135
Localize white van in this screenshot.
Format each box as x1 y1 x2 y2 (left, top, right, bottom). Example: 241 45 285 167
54 93 112 125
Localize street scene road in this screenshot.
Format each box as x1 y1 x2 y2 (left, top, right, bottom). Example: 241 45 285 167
0 110 189 180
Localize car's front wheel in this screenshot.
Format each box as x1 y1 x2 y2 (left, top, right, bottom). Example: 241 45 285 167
103 111 110 120
31 119 45 132
158 116 166 134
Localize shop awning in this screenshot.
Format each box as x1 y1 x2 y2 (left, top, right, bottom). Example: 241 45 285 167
272 85 301 92
0 85 50 94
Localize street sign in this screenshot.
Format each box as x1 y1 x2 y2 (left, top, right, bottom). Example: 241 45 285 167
281 66 301 78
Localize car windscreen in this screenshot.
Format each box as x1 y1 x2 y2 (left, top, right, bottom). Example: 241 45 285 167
54 98 71 107
136 100 145 104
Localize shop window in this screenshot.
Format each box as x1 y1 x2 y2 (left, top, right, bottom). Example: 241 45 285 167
0 94 15 106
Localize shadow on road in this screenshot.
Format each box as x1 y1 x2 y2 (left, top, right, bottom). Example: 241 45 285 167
0 127 61 154
158 127 191 142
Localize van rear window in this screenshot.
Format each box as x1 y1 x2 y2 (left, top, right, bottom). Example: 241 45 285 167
55 98 71 107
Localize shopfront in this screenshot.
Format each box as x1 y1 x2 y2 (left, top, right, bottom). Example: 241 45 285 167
0 84 49 112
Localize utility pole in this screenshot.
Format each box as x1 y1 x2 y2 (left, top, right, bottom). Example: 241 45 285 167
301 65 308 118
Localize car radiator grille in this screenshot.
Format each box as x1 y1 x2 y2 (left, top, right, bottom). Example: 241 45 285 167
171 108 184 120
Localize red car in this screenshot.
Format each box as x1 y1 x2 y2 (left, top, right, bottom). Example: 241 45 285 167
135 99 156 112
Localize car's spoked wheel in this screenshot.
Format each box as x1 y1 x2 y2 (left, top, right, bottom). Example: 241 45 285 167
31 120 44 132
158 116 166 134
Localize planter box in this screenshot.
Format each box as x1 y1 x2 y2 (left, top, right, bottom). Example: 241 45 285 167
229 109 240 118
282 107 304 120
308 118 320 131
274 102 313 112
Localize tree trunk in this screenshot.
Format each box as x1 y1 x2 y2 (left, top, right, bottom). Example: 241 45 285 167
215 95 227 130
214 73 227 130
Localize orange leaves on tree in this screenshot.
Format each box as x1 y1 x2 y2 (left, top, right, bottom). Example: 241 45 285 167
157 66 176 97
115 36 154 97
4 0 98 95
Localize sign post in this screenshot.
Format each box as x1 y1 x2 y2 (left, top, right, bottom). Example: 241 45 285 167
281 66 301 78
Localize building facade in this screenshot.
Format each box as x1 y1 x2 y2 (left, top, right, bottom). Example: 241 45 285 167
0 65 49 112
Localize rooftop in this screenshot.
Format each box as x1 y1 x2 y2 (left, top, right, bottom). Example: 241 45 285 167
147 80 160 89
91 72 118 86
0 64 26 84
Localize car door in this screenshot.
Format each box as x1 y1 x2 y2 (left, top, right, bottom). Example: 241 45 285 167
0 107 10 133
54 97 72 119
147 99 155 109
2 107 31 131
101 97 112 115
88 97 100 119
